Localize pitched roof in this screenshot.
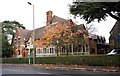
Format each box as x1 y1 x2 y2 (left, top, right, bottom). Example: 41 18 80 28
110 21 120 33
26 30 32 41
89 34 106 41
33 26 45 40
15 12 79 41
89 34 98 39
17 28 31 41
50 15 67 24
16 26 46 41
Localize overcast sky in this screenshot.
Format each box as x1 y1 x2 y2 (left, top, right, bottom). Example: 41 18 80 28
0 0 117 43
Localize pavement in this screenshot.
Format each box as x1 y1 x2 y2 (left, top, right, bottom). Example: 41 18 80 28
2 64 120 73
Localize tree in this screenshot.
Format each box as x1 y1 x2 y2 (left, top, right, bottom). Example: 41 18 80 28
69 2 120 23
85 24 97 35
2 34 12 57
0 20 25 57
2 20 25 36
36 24 65 56
1 20 25 42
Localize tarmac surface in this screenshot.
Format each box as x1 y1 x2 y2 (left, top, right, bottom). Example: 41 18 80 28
2 64 120 73
1 64 120 76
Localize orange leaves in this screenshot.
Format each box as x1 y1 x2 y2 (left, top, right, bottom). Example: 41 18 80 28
35 22 86 48
34 39 39 46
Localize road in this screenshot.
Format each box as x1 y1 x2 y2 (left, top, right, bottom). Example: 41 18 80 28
1 65 119 76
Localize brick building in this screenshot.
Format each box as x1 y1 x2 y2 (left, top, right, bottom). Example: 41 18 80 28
12 11 90 58
89 34 109 54
109 21 120 50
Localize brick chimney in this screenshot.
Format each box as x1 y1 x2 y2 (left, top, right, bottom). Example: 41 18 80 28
46 11 53 26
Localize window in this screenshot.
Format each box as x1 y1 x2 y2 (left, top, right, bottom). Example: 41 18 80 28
37 49 39 54
17 36 20 47
46 48 49 53
18 50 20 55
18 36 20 42
50 48 52 53
40 49 43 53
51 48 54 53
49 47 54 53
18 41 20 47
43 48 46 53
86 45 89 52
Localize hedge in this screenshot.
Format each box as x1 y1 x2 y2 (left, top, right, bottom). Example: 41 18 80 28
2 58 30 64
2 55 120 66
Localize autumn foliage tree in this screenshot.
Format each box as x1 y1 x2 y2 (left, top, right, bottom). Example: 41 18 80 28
35 20 87 56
